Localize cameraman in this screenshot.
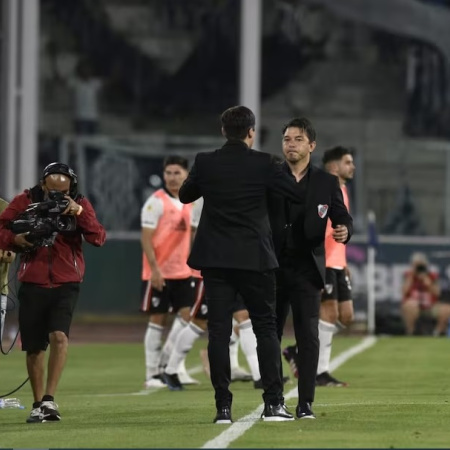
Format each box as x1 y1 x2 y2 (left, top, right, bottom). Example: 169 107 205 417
0 163 106 423
401 252 445 335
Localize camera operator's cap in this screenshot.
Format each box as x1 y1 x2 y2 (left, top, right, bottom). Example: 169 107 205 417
42 162 78 197
411 252 429 265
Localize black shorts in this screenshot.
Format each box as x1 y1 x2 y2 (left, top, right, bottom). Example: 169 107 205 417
190 278 208 320
190 278 247 321
18 282 80 352
140 278 195 315
322 268 352 302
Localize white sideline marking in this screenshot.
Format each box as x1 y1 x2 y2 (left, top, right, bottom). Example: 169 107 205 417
92 365 204 397
317 401 450 407
201 336 377 449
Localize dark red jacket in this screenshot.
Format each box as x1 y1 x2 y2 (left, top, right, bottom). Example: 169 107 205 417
0 189 106 287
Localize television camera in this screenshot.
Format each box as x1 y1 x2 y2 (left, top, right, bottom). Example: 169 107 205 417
8 191 77 249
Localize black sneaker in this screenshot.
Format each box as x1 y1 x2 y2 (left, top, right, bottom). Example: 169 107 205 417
161 372 184 391
254 376 289 390
296 402 315 419
282 345 299 378
26 406 43 424
40 401 61 422
316 371 348 387
213 406 232 424
261 403 294 422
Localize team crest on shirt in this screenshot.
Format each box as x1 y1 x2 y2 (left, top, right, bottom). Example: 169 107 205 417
325 284 333 294
201 304 208 315
317 204 329 218
152 296 160 307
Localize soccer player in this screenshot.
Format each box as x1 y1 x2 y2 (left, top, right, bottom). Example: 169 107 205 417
317 146 355 386
140 156 196 388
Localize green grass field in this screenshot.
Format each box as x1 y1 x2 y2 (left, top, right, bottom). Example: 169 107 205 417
1 336 449 448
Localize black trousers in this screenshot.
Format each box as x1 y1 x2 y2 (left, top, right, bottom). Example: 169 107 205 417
275 262 321 404
202 268 283 408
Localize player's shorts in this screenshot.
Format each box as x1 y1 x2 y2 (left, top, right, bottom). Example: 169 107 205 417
18 282 80 352
140 277 195 315
190 278 208 320
322 268 352 302
189 277 247 321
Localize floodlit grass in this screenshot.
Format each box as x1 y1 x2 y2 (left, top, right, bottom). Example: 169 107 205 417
1 336 449 448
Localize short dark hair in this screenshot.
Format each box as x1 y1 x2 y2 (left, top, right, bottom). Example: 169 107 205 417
282 117 316 143
322 146 353 166
221 106 256 140
163 155 189 170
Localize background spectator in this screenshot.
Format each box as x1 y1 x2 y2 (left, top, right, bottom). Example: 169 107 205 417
68 58 103 135
401 252 450 335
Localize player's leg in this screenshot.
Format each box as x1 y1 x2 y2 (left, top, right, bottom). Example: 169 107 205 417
160 278 195 389
177 277 207 384
163 317 207 389
159 313 188 371
316 268 353 387
317 269 339 376
164 278 208 387
158 279 193 371
233 307 258 383
318 269 354 386
141 280 167 388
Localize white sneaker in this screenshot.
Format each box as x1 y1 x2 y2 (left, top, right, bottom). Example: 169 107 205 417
40 401 61 422
177 359 200 385
144 377 166 389
231 366 252 382
178 370 200 385
26 407 43 424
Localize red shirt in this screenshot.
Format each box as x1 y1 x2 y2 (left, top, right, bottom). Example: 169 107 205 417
402 270 439 309
0 189 106 287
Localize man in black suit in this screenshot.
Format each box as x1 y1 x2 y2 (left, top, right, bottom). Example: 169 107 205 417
268 117 353 420
179 106 304 424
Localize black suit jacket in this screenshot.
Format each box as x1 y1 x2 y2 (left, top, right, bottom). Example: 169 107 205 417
268 163 353 287
179 140 306 272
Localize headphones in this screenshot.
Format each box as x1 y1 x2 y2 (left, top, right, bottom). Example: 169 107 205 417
41 162 78 198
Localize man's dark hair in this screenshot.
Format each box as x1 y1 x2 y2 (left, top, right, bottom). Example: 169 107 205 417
282 118 316 143
163 155 189 170
322 146 353 166
221 106 256 140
